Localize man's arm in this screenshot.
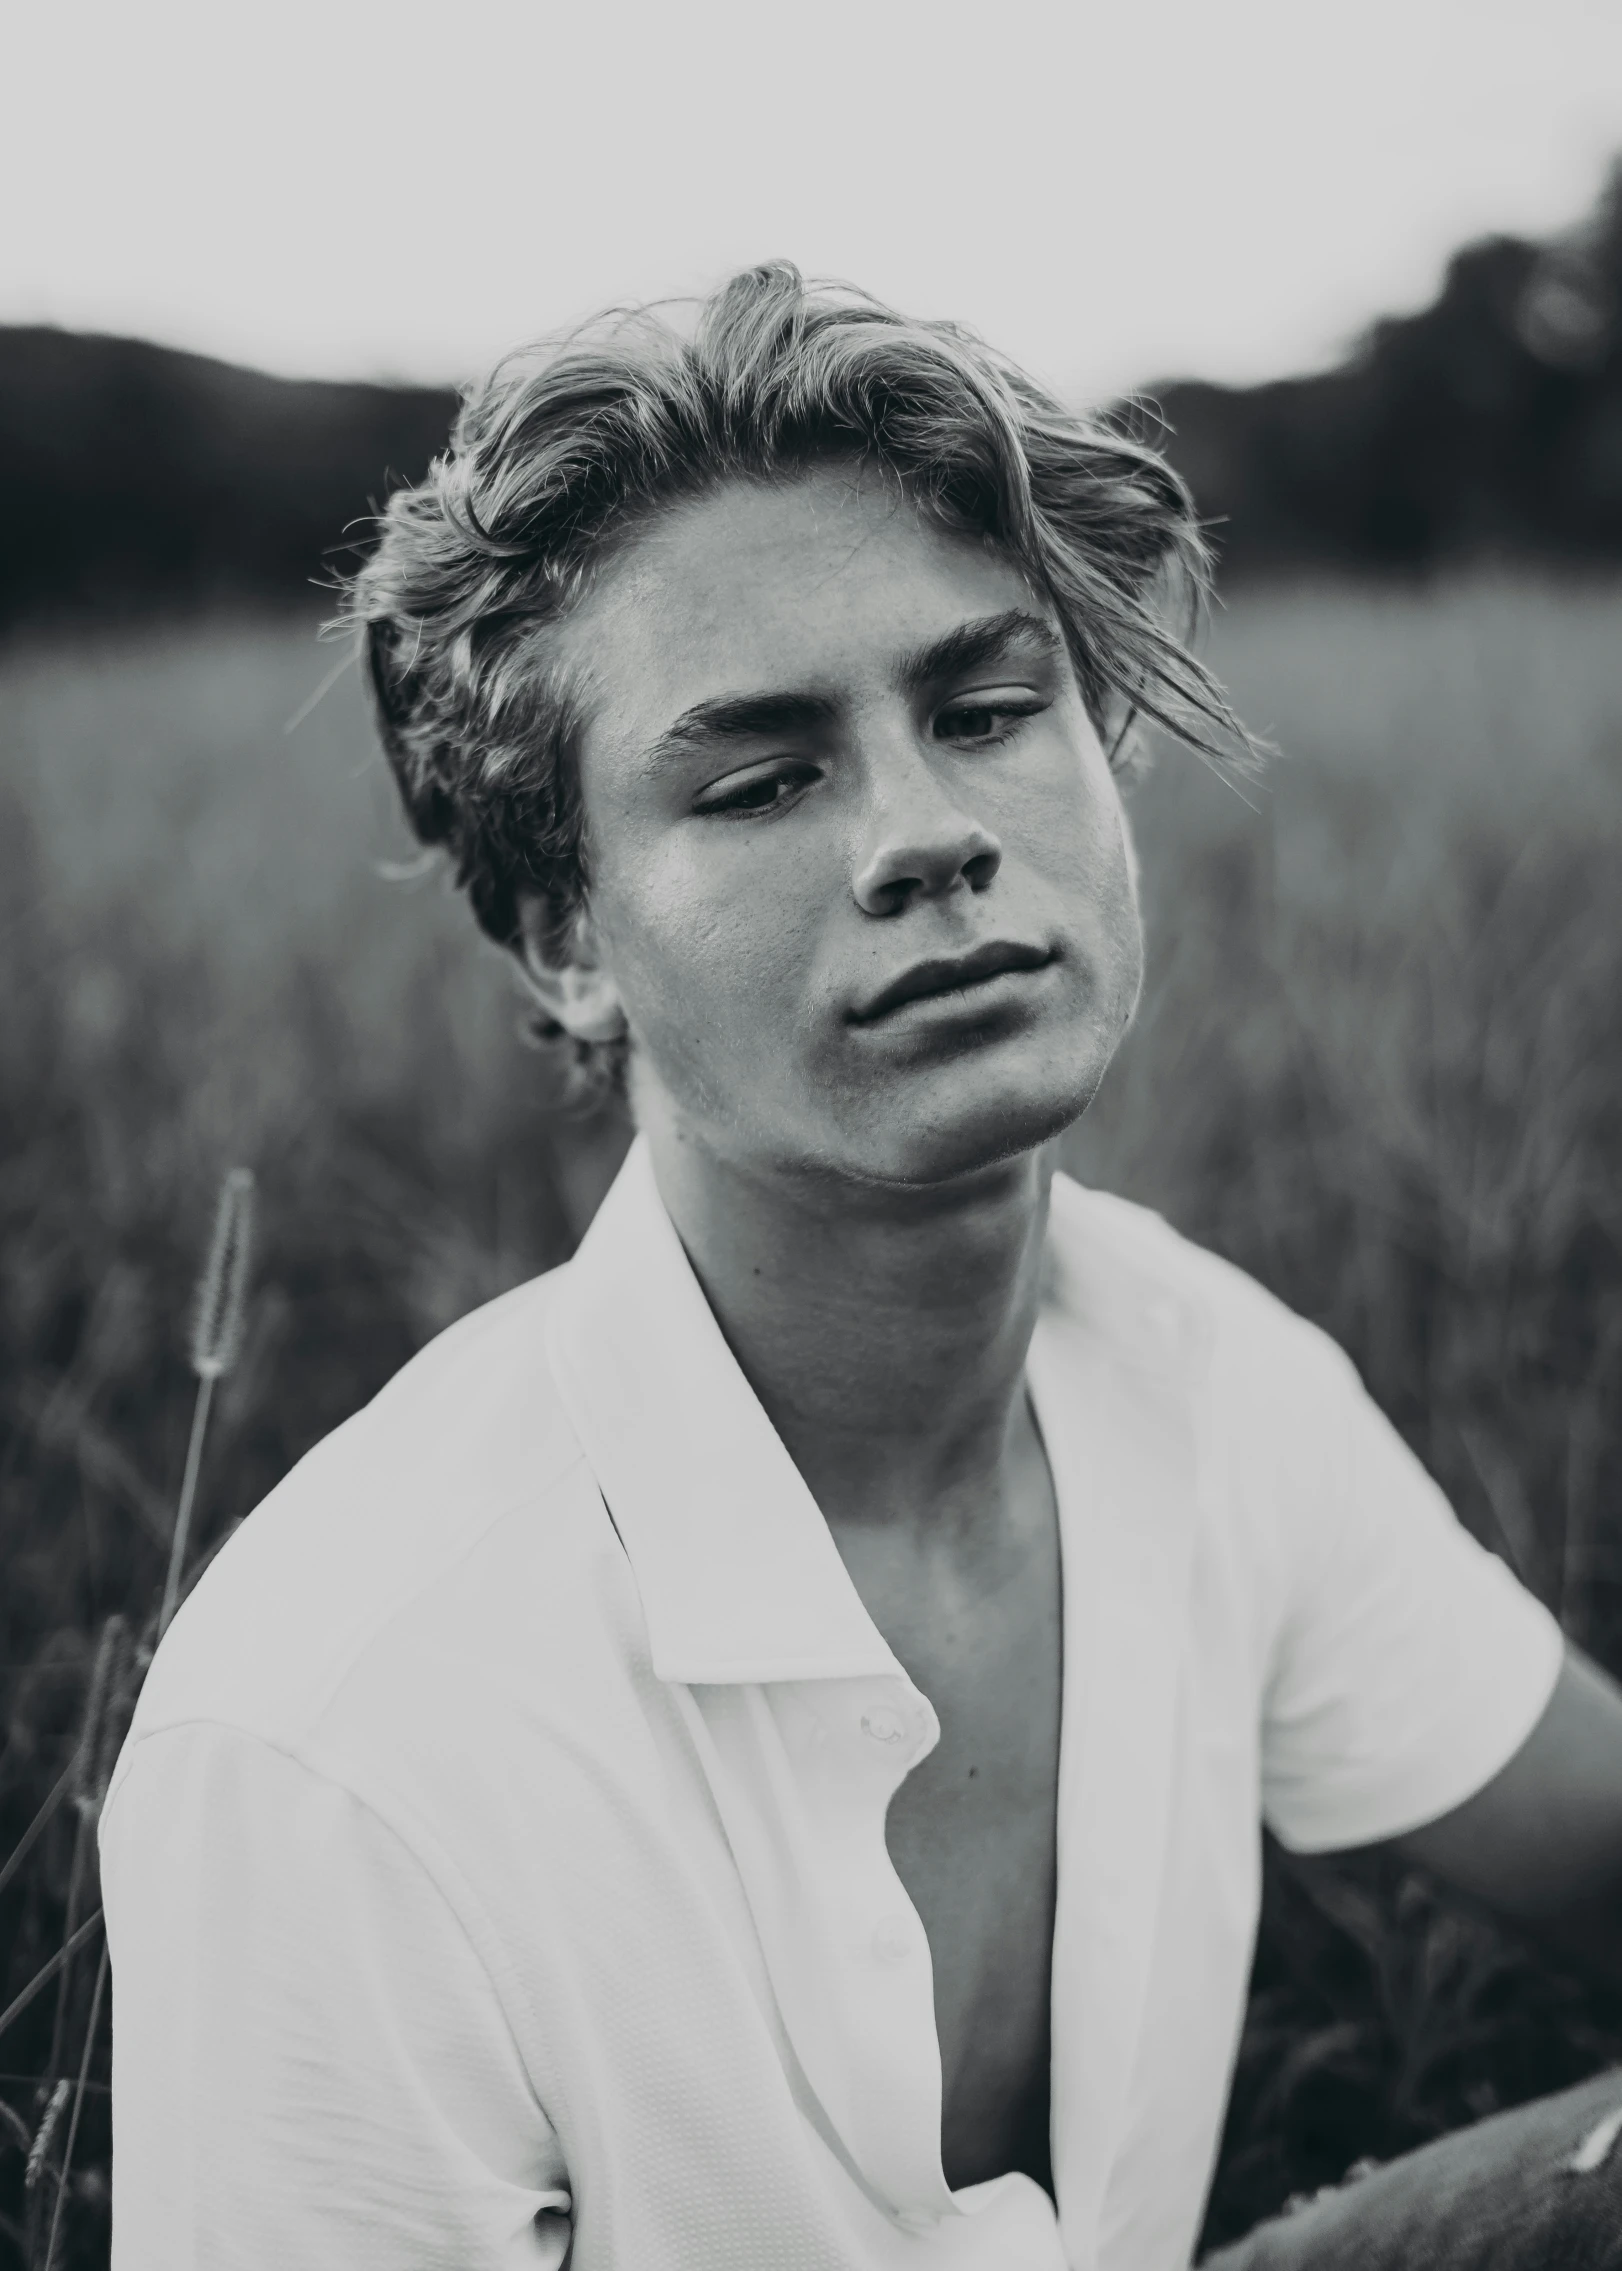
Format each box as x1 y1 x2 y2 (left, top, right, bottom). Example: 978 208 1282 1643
1392 1646 1622 1992
102 1722 571 2269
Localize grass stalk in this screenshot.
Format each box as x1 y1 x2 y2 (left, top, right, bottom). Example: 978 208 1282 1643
39 1607 124 2098
0 1917 103 2053
157 1167 255 1640
41 1616 124 2093
41 1941 108 2271
0 1763 76 1907
40 1825 89 2099
157 1373 215 1642
22 2079 69 2264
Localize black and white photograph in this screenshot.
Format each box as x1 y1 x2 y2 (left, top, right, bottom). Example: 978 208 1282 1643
5 3 1622 2265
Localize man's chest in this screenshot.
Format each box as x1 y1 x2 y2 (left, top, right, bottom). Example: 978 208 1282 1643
885 1623 1062 2193
832 1443 1064 2193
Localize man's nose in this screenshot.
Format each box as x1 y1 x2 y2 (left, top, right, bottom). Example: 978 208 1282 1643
851 746 1003 917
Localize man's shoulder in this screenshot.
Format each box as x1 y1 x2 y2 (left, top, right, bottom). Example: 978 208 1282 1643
1045 1175 1386 1624
124 1260 610 1764
1047 1171 1354 1395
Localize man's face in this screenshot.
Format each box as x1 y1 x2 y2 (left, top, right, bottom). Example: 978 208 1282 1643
551 465 1144 1188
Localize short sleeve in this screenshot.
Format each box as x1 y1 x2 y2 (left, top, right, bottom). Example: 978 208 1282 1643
1260 1338 1565 1855
101 1722 572 2270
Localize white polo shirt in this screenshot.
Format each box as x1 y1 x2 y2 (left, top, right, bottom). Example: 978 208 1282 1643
101 1140 1563 2271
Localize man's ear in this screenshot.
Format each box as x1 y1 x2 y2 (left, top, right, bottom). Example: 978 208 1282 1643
513 896 629 1045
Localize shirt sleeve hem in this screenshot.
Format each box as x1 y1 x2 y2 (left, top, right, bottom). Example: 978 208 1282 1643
1265 1607 1566 1856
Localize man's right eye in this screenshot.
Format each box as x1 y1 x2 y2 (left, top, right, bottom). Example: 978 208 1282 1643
696 765 816 818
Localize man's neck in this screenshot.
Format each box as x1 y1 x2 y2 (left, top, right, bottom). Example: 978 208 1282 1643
645 1131 1057 1535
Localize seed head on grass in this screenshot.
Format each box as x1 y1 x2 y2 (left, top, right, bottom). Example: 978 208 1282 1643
25 2081 69 2192
190 1166 256 1381
159 1166 257 1639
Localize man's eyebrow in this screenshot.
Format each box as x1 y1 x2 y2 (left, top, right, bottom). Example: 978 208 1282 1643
897 608 1064 690
644 689 841 765
640 610 1062 766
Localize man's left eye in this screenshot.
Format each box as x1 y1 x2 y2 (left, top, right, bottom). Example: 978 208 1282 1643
934 697 1043 743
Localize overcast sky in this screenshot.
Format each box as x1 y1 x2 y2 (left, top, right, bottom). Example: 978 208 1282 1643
8 0 1622 403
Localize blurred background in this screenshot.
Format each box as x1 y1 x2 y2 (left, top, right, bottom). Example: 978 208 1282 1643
4 1 1622 2261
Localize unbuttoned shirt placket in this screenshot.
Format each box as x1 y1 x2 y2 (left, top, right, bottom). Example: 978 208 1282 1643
681 1670 958 2230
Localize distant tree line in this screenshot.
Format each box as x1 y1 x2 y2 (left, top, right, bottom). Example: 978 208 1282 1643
1157 165 1622 577
1 166 1618 628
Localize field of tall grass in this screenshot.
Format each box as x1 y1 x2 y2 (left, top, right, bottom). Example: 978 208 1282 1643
2 578 1620 2263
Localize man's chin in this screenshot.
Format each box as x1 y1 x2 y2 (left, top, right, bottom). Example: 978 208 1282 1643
836 1051 1104 1191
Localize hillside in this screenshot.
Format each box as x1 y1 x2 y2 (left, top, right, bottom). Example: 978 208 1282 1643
0 328 454 626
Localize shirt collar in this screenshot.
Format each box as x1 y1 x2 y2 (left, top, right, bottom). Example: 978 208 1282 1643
544 1137 903 1687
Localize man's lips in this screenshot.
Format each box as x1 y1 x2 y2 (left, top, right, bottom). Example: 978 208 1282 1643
850 940 1055 1024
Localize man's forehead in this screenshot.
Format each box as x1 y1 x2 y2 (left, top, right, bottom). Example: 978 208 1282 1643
612 466 1030 606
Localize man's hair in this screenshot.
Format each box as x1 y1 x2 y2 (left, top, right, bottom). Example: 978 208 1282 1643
345 261 1248 1089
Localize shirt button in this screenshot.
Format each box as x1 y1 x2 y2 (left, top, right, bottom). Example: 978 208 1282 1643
861 1706 907 1745
872 1914 915 1963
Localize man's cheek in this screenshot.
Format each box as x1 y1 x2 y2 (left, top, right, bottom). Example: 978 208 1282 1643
702 900 821 1030
629 915 791 1073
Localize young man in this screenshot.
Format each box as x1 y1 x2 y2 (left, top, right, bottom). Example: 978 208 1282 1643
103 264 1622 2270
